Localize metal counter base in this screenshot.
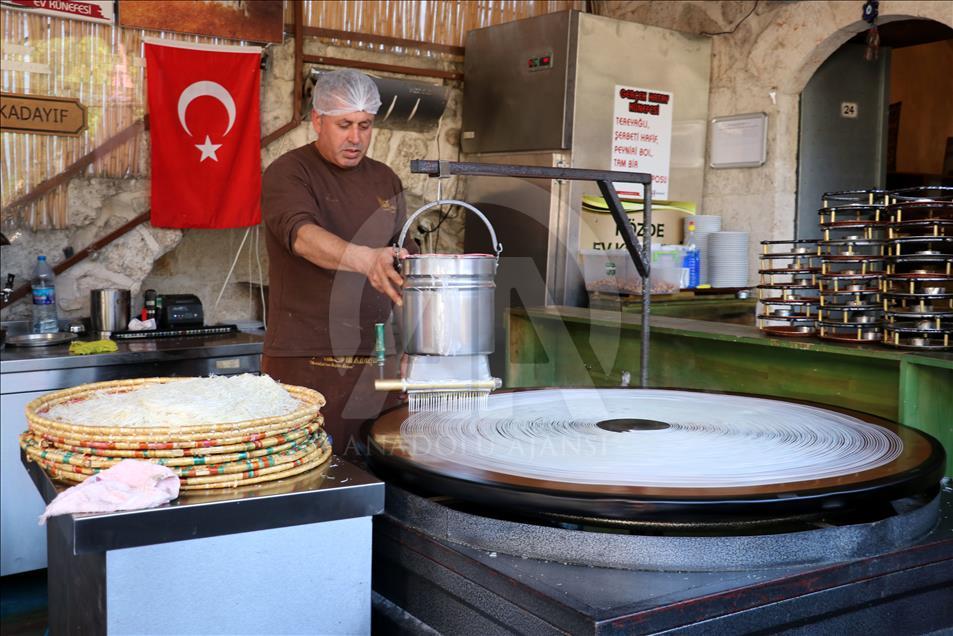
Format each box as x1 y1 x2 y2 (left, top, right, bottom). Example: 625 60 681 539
372 485 953 635
25 455 384 635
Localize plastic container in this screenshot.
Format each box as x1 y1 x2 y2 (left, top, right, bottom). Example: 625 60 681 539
31 255 58 333
646 266 683 294
582 250 681 295
626 265 682 295
581 250 639 294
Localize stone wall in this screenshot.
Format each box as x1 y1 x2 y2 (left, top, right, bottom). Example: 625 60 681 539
597 0 953 283
1 34 463 325
0 178 181 322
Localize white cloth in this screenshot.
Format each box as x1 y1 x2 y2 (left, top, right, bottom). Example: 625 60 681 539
39 460 180 524
127 318 157 331
312 69 381 115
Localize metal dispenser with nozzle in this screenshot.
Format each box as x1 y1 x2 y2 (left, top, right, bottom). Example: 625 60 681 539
374 199 503 411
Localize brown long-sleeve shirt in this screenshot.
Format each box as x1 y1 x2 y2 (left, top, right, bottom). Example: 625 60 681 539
262 143 410 356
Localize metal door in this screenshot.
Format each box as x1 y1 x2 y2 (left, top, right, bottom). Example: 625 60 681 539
796 43 890 239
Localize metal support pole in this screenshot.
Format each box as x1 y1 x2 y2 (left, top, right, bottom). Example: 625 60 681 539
641 187 652 389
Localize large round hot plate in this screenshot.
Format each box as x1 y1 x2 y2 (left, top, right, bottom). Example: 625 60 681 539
367 389 945 520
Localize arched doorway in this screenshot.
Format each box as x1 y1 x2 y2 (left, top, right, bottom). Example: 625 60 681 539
794 18 953 238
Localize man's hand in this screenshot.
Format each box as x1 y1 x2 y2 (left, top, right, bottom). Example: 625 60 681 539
292 224 409 306
400 352 409 378
359 246 408 306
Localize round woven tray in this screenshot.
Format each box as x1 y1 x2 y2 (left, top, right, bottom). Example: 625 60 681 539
24 431 328 479
20 427 325 469
29 417 323 454
26 377 325 440
24 421 323 459
32 432 333 490
23 377 331 491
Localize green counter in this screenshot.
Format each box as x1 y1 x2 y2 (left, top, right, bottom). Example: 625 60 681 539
506 306 953 476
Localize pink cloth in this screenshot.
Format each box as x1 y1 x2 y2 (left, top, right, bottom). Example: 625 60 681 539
40 460 180 524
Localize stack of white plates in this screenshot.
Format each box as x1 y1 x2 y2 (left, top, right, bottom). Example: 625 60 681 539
685 215 722 285
709 231 749 288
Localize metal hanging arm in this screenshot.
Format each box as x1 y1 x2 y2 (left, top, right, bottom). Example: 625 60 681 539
410 159 651 278
410 159 654 389
596 180 651 279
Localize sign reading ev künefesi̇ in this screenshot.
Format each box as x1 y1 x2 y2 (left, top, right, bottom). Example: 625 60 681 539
610 85 673 200
0 93 87 136
2 0 115 24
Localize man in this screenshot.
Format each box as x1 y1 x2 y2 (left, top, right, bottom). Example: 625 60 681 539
261 69 412 455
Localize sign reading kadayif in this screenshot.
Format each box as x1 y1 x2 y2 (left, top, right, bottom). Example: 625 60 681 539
2 0 115 24
610 86 673 200
0 92 87 136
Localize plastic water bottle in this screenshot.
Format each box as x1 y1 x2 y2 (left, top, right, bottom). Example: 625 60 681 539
682 221 700 289
31 255 59 333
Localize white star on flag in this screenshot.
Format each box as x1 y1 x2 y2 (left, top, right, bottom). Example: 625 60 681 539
195 135 222 162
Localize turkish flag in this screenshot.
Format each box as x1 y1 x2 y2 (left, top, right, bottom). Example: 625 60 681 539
145 41 261 228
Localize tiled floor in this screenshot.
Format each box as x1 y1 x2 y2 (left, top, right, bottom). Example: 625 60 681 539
0 570 47 636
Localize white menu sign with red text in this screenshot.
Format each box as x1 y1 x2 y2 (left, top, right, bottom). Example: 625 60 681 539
610 85 673 200
3 0 115 25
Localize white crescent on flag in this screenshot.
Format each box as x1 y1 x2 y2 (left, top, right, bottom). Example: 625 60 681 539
177 81 236 162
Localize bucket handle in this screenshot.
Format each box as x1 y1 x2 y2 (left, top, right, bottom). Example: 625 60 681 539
395 199 503 263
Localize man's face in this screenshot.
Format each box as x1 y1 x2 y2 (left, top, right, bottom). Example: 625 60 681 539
312 110 374 168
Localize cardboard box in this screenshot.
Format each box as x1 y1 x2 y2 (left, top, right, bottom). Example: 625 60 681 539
578 197 694 250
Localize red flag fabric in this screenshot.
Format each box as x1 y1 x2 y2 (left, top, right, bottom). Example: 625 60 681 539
144 40 261 228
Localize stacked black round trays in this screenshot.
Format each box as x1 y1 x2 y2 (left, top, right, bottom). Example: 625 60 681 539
816 190 888 343
756 240 820 336
882 186 953 350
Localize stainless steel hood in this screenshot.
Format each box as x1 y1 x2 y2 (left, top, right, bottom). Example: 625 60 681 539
462 11 578 153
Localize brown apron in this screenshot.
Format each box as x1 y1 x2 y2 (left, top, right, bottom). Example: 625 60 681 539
262 354 402 457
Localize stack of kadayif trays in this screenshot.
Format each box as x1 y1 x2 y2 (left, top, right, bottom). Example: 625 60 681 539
756 239 820 336
882 186 953 350
816 190 888 343
20 377 330 490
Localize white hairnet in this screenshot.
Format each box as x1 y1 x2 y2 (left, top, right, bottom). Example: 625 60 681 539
312 69 382 116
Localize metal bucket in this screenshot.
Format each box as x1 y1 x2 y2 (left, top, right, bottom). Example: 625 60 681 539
90 288 130 336
397 200 502 356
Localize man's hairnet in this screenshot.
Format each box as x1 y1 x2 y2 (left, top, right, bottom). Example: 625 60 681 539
312 69 382 116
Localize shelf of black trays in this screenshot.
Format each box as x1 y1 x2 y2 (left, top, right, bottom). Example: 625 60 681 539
819 270 883 294
882 273 953 298
887 186 953 205
819 238 886 259
822 189 889 207
818 303 883 325
819 206 885 241
887 237 953 261
880 189 953 349
887 253 953 274
883 322 952 350
757 240 820 337
887 218 952 240
758 239 821 260
817 320 883 343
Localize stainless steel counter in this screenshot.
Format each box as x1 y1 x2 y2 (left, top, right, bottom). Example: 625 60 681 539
1 331 264 373
24 453 384 553
24 454 385 634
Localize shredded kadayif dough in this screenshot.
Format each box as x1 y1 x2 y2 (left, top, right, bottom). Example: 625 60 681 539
44 374 300 427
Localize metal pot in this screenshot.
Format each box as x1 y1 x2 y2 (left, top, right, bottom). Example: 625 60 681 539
90 288 130 336
397 200 502 356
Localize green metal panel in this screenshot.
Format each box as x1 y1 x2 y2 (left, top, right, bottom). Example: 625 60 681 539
900 360 953 476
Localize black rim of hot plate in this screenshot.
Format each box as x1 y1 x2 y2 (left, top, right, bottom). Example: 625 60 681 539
366 388 946 522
